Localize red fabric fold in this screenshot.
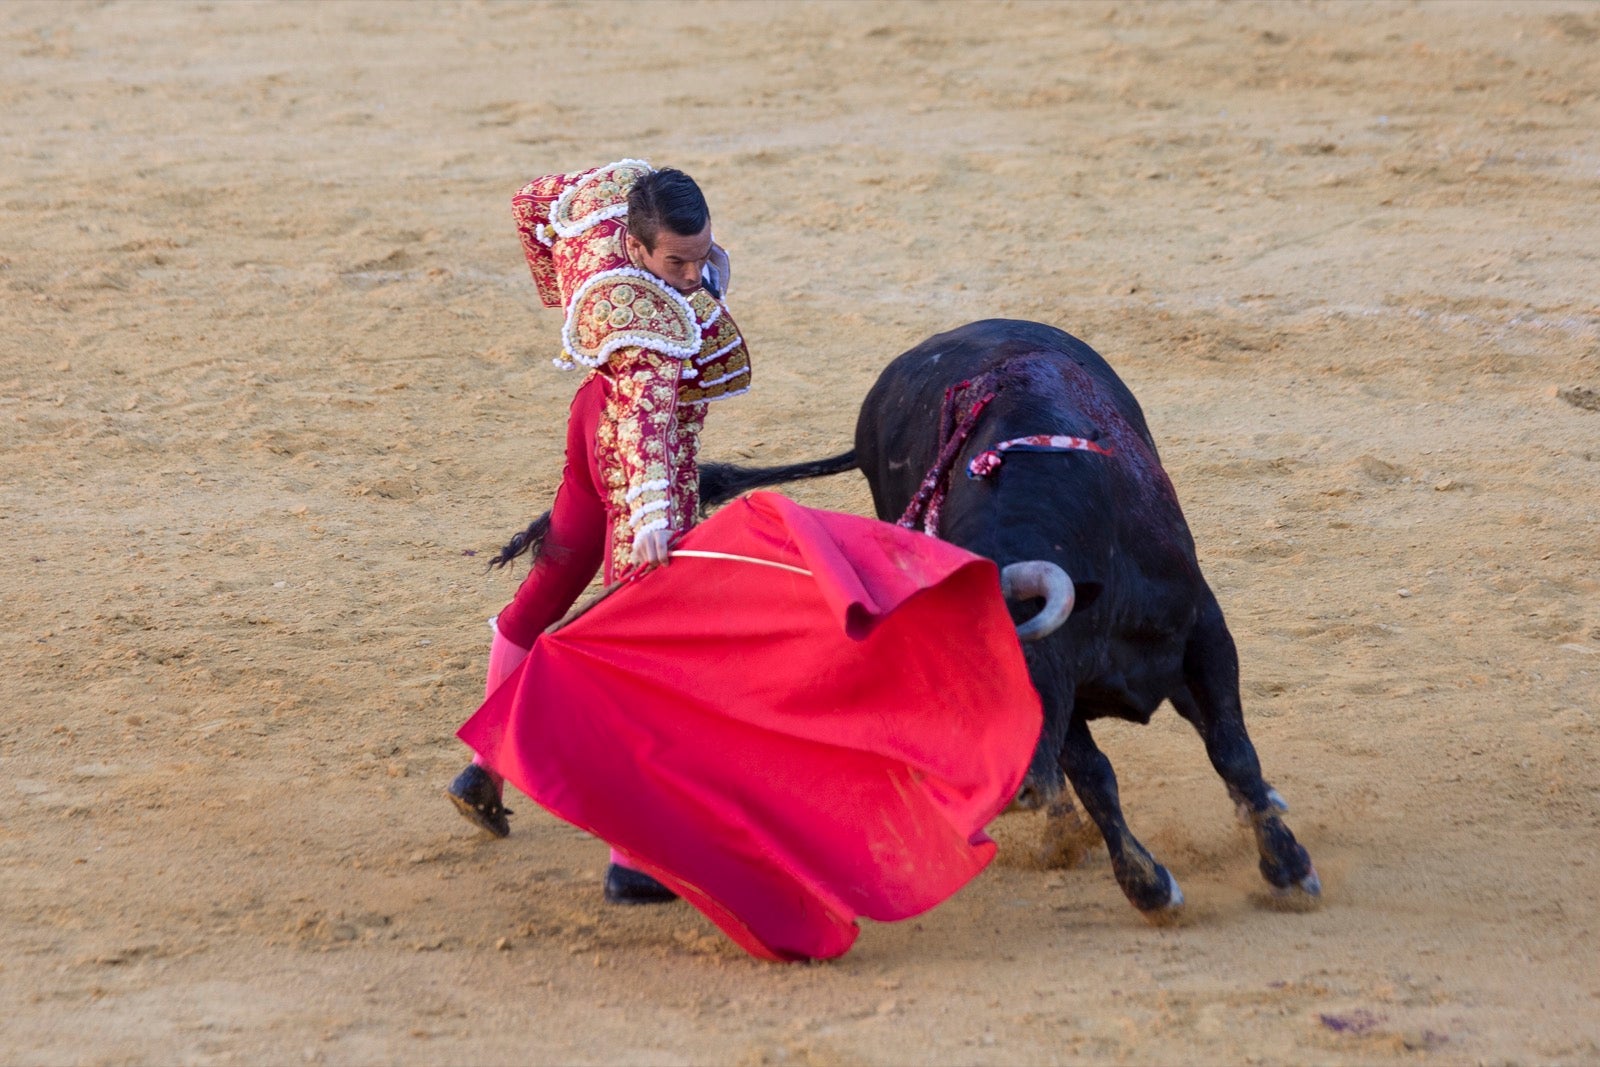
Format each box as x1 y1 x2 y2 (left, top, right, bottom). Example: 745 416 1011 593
457 492 1042 961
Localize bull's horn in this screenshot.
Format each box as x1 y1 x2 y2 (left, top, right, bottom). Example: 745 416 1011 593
1000 560 1075 641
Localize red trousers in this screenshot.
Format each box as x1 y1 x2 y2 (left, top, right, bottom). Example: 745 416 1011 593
494 374 618 650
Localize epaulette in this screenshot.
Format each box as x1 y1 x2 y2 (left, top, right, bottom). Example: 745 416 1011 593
560 267 701 368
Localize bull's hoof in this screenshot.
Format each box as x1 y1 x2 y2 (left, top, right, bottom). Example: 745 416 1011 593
1257 827 1321 911
1120 858 1183 915
1135 870 1186 926
1257 828 1314 886
1258 865 1323 912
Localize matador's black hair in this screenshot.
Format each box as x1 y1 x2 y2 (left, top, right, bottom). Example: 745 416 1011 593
627 168 709 251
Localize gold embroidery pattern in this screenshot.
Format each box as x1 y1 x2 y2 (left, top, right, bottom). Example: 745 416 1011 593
696 314 742 364
565 269 700 367
511 173 567 308
597 346 705 568
550 159 652 238
670 400 705 537
680 307 751 403
556 224 625 287
688 288 722 327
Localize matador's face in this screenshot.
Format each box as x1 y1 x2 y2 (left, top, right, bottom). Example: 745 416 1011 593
625 223 713 295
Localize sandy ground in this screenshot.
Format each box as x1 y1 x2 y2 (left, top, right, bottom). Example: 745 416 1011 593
3 1 1598 1063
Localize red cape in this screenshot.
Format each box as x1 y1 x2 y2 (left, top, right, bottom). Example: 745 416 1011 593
458 492 1042 960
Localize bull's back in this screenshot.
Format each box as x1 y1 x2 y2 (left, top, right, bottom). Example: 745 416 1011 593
856 319 1157 517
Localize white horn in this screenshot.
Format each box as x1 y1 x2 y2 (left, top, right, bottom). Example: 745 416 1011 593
1000 560 1075 641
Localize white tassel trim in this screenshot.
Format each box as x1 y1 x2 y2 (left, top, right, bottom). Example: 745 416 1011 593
549 159 652 239
555 199 627 241
624 478 671 503
696 335 746 366
701 383 751 404
630 505 668 531
695 365 750 390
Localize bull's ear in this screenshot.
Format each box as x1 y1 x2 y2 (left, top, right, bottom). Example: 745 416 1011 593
1070 580 1103 615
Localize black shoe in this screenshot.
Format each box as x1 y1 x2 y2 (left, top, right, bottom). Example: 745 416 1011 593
446 764 512 838
603 863 678 905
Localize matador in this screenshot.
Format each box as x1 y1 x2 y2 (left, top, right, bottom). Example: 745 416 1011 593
447 160 751 904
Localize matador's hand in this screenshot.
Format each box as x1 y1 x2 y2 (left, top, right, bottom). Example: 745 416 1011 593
630 528 673 569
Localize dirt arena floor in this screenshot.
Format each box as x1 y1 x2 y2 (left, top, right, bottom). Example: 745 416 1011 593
3 2 1598 1063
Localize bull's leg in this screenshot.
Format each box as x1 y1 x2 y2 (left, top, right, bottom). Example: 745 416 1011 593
1036 793 1103 869
1176 604 1321 905
1168 688 1289 821
1060 714 1184 918
1012 646 1101 867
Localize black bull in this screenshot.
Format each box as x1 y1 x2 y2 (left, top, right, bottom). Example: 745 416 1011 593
695 319 1320 917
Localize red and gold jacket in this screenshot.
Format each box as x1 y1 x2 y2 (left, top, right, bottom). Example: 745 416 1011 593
511 160 751 563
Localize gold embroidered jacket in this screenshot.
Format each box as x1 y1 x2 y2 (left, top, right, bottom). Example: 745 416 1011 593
511 160 752 560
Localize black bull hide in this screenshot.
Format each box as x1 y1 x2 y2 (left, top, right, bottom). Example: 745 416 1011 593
697 319 1320 916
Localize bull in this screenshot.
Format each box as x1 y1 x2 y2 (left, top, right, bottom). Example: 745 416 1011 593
696 318 1320 918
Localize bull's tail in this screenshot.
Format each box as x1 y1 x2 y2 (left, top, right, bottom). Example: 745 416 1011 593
488 510 551 570
489 449 859 570
699 450 859 510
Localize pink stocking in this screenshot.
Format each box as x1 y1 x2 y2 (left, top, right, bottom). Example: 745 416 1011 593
471 619 530 790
